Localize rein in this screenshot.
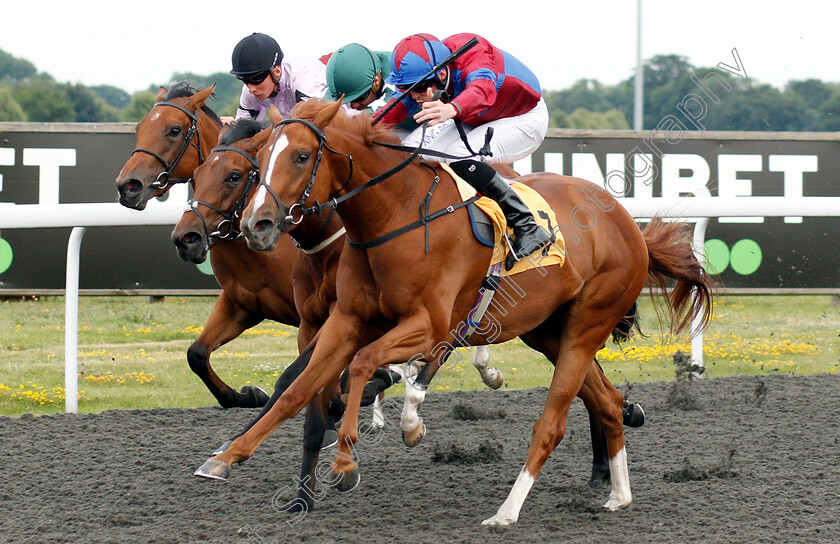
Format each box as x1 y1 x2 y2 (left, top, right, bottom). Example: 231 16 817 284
186 145 259 250
131 100 204 190
272 117 420 225
266 117 477 253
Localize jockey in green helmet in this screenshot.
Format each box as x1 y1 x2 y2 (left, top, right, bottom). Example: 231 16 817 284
325 43 417 133
326 43 390 111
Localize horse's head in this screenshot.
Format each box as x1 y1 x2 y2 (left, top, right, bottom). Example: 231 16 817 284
116 84 219 210
240 100 346 251
171 119 272 263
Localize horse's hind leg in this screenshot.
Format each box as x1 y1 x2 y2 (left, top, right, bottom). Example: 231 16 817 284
586 358 646 486
188 292 267 408
484 319 630 525
472 346 504 389
577 361 631 510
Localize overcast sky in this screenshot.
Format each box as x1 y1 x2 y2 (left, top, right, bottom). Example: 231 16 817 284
3 1 839 95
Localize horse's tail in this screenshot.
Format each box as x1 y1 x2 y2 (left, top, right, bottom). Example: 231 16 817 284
643 217 714 337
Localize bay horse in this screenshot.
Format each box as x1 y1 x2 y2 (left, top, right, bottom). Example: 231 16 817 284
115 83 290 408
197 99 713 525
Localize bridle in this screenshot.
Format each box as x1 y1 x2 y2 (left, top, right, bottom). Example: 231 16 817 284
256 118 355 225
261 117 420 225
185 145 260 251
259 116 477 252
131 100 205 190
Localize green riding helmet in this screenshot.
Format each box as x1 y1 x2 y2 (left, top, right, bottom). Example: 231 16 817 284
326 43 380 103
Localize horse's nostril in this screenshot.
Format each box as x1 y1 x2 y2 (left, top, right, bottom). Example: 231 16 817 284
120 179 143 196
254 219 274 234
182 232 200 247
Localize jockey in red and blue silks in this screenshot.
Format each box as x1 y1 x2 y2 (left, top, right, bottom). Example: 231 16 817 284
375 33 551 270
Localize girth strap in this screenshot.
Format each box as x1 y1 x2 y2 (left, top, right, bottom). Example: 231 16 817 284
451 262 504 347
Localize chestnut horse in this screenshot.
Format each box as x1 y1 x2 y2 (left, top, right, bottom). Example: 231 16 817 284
197 99 713 525
179 120 646 514
175 119 533 512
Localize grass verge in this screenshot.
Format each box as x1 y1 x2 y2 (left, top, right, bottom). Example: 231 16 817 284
0 294 837 416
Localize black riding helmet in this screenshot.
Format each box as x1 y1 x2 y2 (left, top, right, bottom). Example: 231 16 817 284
230 33 284 76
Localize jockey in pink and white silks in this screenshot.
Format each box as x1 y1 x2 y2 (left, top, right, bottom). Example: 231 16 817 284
375 33 551 270
230 32 329 121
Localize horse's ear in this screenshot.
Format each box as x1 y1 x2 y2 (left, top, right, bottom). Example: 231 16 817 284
248 125 273 153
155 86 168 102
216 124 231 145
313 99 343 130
268 106 284 126
190 84 216 109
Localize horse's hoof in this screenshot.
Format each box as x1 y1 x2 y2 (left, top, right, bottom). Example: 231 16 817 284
333 468 361 493
482 513 516 526
212 440 233 456
193 458 231 481
321 429 338 450
279 496 313 513
240 385 270 407
623 402 645 428
603 493 632 511
402 420 426 447
483 367 504 390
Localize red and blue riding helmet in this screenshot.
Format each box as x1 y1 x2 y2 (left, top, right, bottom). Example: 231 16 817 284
386 34 452 87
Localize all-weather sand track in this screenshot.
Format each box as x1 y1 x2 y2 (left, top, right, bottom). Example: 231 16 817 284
1 372 838 543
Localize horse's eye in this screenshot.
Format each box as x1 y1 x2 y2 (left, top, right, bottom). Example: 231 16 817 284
296 153 309 164
169 126 182 137
226 171 242 184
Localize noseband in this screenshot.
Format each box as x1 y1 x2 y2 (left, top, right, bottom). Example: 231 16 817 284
131 100 204 190
186 145 260 251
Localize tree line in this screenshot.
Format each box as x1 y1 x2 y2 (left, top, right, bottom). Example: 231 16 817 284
1 48 839 132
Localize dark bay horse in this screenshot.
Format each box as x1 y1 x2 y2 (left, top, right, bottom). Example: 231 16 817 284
198 99 713 525
115 84 296 407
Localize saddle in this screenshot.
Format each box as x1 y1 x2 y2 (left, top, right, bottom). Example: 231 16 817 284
440 163 566 276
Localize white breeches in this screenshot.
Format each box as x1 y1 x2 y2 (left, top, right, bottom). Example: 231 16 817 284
403 98 548 164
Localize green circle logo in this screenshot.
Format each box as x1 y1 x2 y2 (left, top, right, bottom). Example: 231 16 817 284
702 238 762 276
0 238 13 274
703 239 730 275
730 239 762 275
196 259 214 276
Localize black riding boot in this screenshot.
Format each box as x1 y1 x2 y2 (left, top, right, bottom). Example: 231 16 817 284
450 159 551 270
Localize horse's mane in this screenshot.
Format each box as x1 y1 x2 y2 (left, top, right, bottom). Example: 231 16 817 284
220 118 269 145
166 82 223 126
288 99 401 146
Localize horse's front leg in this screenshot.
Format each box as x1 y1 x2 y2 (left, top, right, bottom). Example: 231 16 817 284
329 311 436 492
194 314 362 480
189 292 266 408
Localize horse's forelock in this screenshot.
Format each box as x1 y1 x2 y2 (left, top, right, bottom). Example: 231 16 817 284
220 119 269 145
165 82 198 100
164 81 223 126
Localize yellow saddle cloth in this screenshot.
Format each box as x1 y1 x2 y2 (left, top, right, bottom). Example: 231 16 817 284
440 163 566 275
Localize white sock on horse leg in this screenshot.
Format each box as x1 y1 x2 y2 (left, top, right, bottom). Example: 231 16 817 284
604 446 632 510
400 376 426 432
482 465 535 526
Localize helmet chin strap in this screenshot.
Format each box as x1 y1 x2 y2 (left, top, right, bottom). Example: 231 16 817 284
441 67 451 92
